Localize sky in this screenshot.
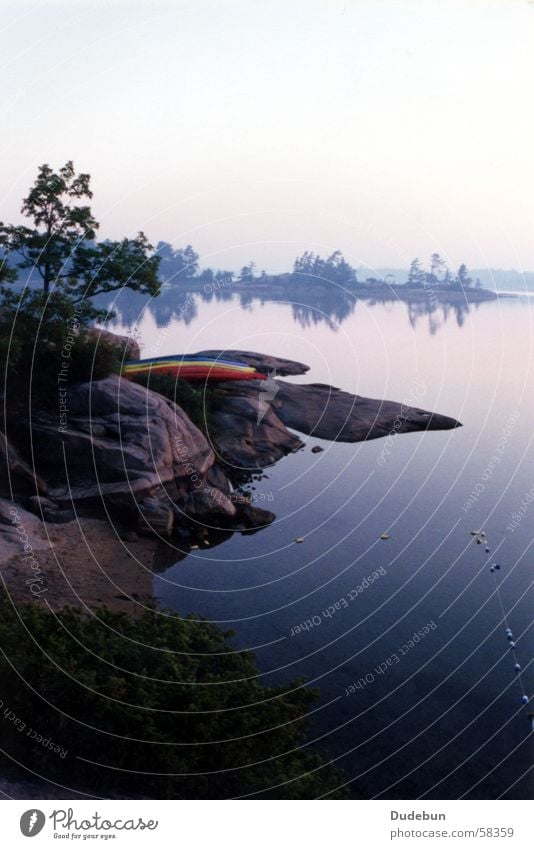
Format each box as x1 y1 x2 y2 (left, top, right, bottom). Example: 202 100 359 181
1 0 533 274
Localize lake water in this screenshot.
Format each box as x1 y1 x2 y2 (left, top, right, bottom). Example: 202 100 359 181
108 286 533 799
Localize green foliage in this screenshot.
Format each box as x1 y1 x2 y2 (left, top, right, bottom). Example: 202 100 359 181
0 288 120 410
0 161 161 300
131 371 213 434
70 233 161 301
0 595 346 799
65 332 123 382
0 254 18 285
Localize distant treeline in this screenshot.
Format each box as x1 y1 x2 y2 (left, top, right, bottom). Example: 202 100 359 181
155 243 484 291
358 265 534 293
5 236 532 292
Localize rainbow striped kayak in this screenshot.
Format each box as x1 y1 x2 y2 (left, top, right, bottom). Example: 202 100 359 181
122 355 266 382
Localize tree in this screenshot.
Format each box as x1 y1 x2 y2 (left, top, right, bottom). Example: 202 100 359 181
239 261 256 282
407 258 425 287
0 161 160 301
293 251 315 275
324 251 358 286
455 263 472 289
155 240 175 263
430 253 445 275
214 269 234 286
428 253 446 285
156 242 200 282
0 252 17 285
292 250 357 286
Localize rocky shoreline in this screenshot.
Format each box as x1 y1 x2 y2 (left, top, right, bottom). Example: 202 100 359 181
0 339 461 611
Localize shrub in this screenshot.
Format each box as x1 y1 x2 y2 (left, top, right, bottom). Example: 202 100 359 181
0 594 346 799
131 372 213 434
65 331 122 382
0 288 120 411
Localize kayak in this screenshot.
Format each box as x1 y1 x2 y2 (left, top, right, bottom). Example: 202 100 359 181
122 356 266 382
123 366 266 381
123 361 255 374
127 354 250 368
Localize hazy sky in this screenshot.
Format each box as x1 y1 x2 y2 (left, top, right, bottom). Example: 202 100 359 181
1 0 533 273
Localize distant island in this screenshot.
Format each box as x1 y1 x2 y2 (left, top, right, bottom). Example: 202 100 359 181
6 221 529 303
152 244 503 305
358 265 534 294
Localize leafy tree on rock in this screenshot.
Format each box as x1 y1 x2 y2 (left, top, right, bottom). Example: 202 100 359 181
0 161 160 302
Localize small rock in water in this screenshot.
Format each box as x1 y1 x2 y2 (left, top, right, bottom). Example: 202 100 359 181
311 445 324 453
470 530 481 535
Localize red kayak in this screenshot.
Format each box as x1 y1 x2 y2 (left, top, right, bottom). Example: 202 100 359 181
123 365 267 381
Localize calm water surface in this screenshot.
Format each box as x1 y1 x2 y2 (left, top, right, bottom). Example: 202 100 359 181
109 288 533 799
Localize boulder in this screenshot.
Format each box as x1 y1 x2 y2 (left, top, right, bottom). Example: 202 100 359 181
137 495 174 538
30 376 215 507
25 496 74 524
87 328 140 361
209 380 304 470
234 502 276 533
179 487 237 525
0 432 48 497
271 381 461 442
0 497 51 563
2 351 462 554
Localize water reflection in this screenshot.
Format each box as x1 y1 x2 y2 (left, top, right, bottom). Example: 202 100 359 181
96 280 485 336
406 298 480 334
